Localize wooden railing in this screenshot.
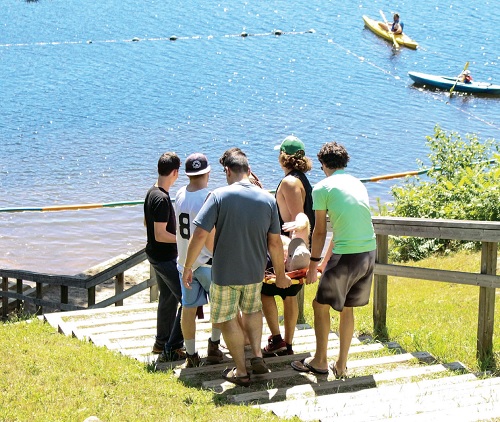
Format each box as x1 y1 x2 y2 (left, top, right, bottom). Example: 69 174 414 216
1 217 499 362
1 249 158 317
371 217 499 362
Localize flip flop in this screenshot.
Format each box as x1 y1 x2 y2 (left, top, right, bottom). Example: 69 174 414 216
329 361 348 379
291 358 329 375
222 367 251 387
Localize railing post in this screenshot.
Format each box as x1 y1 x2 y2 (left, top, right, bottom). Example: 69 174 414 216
2 277 8 319
16 278 23 311
61 285 68 306
477 241 497 364
115 273 124 306
36 282 43 316
88 286 96 307
373 234 388 339
149 264 158 302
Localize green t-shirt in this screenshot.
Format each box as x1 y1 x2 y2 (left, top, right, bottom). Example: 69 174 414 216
312 170 376 255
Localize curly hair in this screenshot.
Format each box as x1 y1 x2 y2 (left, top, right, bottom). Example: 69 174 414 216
317 142 350 169
279 151 313 173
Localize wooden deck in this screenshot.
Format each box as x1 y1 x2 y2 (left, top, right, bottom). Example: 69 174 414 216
43 303 500 421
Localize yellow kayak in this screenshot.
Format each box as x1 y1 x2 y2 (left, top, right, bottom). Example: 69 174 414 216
362 15 418 49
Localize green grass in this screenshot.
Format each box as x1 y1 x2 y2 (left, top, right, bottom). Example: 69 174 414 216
1 250 498 421
298 250 499 373
0 319 286 422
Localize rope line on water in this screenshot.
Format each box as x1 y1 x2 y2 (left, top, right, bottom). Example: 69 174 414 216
1 161 496 213
0 29 315 48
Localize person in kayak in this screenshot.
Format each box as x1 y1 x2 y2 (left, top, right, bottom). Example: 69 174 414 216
459 69 474 84
379 13 404 34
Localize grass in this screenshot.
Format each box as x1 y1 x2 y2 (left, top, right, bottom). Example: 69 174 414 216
1 250 498 420
0 319 287 422
297 250 499 373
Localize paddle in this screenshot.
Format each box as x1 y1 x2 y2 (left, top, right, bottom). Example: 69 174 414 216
380 10 399 49
449 61 469 97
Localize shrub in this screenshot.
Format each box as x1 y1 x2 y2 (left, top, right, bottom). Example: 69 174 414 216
388 125 499 261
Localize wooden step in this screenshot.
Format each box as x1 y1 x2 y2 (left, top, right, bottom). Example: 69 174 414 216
260 373 500 421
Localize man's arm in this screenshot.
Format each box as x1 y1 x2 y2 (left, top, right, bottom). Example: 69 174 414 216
306 209 327 284
154 221 177 243
267 232 291 289
182 226 210 289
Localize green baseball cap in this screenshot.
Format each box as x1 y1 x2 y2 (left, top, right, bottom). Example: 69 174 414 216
280 136 305 155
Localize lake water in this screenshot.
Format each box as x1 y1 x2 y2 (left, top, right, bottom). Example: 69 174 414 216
1 0 499 274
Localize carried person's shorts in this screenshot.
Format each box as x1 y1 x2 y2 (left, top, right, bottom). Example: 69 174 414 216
315 250 376 312
261 282 303 300
209 282 262 324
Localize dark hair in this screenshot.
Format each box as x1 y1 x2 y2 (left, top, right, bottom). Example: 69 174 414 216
220 148 249 174
317 142 350 170
219 147 244 166
158 152 181 176
279 151 312 173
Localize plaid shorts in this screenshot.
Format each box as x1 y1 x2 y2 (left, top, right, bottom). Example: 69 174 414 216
209 282 262 324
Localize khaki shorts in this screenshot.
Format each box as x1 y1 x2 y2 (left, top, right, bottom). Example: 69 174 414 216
209 283 262 324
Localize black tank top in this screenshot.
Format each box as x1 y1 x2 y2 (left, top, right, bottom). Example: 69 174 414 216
276 170 315 236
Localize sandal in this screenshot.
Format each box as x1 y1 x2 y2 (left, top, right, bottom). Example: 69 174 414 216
250 357 270 374
291 358 329 374
222 367 251 387
329 361 348 379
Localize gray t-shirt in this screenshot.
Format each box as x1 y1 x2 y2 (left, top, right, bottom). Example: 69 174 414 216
194 181 280 286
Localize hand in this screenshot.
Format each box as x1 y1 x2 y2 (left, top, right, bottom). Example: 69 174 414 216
275 273 292 289
182 268 193 290
306 264 319 285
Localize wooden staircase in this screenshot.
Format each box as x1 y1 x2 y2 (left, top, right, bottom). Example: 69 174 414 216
43 303 500 421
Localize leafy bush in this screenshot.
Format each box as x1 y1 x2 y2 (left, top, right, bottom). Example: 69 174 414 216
388 125 499 261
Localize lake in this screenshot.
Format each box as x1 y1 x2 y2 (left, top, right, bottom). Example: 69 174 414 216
1 0 499 273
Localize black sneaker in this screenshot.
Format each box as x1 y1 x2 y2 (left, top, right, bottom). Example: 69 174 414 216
185 352 201 368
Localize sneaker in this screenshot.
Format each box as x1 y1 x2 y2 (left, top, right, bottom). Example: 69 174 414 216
262 334 287 357
185 352 201 368
285 343 294 355
206 338 224 364
157 347 187 363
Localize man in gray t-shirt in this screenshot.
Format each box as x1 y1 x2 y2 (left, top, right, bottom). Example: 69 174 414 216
183 149 289 387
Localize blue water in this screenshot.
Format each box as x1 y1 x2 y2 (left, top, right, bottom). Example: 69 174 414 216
1 0 499 273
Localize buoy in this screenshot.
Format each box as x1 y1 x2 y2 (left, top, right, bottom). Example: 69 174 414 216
132 37 140 42
240 32 248 37
170 35 178 41
274 29 283 36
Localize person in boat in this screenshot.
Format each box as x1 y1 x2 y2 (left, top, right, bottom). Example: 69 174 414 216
379 13 404 34
144 152 185 362
291 141 376 378
261 136 315 357
459 69 473 84
182 148 290 387
175 153 223 367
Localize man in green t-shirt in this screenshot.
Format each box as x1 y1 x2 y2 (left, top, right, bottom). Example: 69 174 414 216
291 142 376 378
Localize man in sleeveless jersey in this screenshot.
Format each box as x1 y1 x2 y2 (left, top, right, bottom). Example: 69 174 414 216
175 153 223 367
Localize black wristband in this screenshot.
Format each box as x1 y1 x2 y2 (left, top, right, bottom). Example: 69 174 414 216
310 256 322 262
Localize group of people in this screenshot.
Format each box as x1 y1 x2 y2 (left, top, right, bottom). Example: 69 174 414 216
144 136 376 386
